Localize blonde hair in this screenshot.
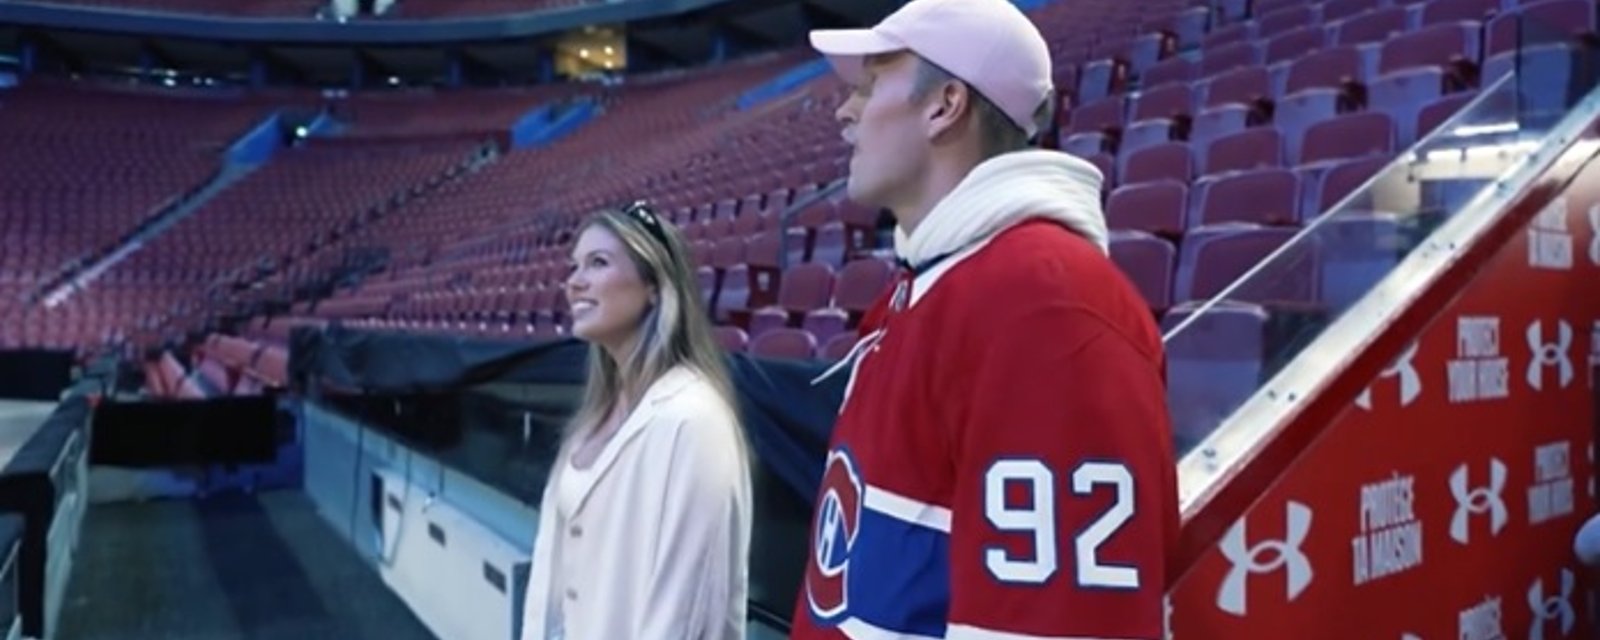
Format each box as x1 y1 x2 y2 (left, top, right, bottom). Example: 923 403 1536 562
565 206 741 446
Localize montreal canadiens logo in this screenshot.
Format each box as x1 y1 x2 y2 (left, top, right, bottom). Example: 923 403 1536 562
806 448 863 621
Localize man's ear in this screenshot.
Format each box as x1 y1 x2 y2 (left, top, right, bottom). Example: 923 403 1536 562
925 80 970 140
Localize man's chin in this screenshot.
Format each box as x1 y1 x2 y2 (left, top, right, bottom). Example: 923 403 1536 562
844 175 874 206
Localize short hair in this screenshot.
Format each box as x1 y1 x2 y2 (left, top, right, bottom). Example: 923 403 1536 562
908 57 1052 159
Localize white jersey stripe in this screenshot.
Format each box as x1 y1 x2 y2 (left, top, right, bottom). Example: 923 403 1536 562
863 484 953 533
838 617 943 640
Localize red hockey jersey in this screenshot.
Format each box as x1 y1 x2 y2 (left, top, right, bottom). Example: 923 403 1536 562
790 219 1178 639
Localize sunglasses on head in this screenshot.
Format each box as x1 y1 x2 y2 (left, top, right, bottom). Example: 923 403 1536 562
623 200 672 249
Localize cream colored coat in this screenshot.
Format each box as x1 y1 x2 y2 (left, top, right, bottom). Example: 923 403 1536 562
519 366 752 640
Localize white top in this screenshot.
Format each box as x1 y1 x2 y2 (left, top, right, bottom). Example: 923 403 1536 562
520 366 752 640
556 458 597 521
545 457 601 640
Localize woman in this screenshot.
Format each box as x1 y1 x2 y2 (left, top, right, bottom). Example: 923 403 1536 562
519 202 752 640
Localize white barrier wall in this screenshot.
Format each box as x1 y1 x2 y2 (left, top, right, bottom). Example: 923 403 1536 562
43 426 88 640
301 402 535 640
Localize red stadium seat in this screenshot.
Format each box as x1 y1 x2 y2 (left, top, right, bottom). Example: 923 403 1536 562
1303 156 1391 219
749 263 835 338
1109 230 1177 313
1323 0 1386 23
1143 57 1199 89
1267 26 1331 69
1421 0 1500 25
1259 5 1321 40
819 332 860 362
1192 169 1301 227
1201 42 1264 78
1335 7 1414 46
1163 301 1273 446
1416 91 1478 140
1107 181 1188 237
1299 112 1398 166
1076 59 1127 104
1202 67 1272 111
1175 224 1316 305
1123 143 1195 185
713 326 750 352
1204 128 1286 176
1203 22 1256 51
749 328 818 360
1068 96 1126 136
1129 84 1195 123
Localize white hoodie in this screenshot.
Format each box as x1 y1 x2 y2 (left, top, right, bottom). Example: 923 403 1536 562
893 149 1109 269
812 148 1111 383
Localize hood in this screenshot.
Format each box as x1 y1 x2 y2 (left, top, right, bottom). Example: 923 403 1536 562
894 149 1108 267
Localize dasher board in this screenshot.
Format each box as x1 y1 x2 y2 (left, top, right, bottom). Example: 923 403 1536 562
0 401 55 471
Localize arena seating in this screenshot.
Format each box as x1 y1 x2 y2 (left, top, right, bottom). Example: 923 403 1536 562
7 0 1591 408
0 82 285 349
308 0 1588 371
29 137 480 352
287 52 846 342
330 87 583 140
4 83 585 355
1038 0 1591 444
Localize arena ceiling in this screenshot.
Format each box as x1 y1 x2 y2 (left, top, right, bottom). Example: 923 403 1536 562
0 0 898 84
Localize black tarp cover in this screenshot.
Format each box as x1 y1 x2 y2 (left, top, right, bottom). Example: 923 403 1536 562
291 325 846 503
0 350 74 402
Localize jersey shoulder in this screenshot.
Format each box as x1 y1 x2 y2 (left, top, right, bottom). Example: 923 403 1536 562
950 219 1163 362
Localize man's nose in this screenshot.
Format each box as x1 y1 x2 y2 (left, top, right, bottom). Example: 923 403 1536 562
834 94 859 127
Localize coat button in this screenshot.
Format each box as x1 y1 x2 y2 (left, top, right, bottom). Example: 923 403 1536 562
565 587 578 601
569 525 582 537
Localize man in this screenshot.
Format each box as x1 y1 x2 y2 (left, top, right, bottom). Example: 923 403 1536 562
792 0 1179 638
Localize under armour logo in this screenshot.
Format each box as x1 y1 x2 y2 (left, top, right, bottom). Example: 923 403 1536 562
1591 321 1600 390
1526 320 1574 391
1357 342 1422 410
1528 569 1576 640
1217 501 1313 616
1450 459 1508 544
1163 596 1174 640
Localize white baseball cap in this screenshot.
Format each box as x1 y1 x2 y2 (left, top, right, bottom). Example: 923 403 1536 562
809 0 1054 138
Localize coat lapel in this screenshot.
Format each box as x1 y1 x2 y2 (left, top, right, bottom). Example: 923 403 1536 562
519 478 561 640
561 367 697 520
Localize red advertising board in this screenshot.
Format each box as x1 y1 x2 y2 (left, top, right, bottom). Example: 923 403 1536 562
1169 157 1600 639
